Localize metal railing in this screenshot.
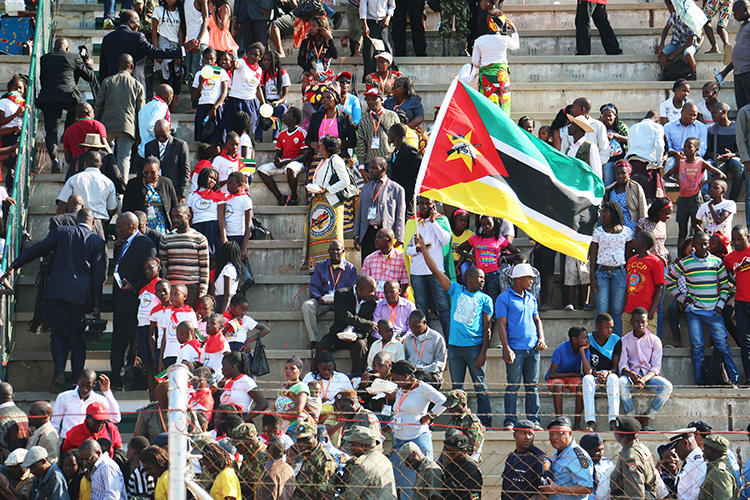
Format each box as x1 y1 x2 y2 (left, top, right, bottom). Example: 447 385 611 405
0 0 56 379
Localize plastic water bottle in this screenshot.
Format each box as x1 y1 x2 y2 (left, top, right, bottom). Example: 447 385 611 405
202 114 210 125
714 68 725 87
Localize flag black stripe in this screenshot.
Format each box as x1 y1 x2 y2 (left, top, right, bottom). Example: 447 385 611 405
496 149 599 236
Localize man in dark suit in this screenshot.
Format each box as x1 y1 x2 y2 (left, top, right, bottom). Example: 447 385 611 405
111 212 157 390
143 119 190 200
317 276 378 375
387 123 422 218
37 38 96 173
99 10 198 89
1 209 106 392
234 0 273 50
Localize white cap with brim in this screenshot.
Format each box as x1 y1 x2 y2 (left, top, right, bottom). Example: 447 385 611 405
21 446 47 468
566 114 594 134
5 448 27 466
511 263 535 279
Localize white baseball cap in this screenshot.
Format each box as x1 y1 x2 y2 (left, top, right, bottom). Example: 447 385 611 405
5 448 26 466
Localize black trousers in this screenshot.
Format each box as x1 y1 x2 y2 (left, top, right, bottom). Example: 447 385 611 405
361 225 380 263
41 102 76 164
575 1 621 55
362 20 393 81
48 299 87 380
392 0 426 56
240 19 270 53
318 333 369 375
735 72 750 110
111 309 138 385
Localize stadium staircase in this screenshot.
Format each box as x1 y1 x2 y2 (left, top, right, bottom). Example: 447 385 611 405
1 0 749 471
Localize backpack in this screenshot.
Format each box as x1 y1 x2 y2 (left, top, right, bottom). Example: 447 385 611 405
703 348 731 385
660 59 695 82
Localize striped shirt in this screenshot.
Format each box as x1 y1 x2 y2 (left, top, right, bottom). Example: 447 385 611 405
158 229 210 295
666 252 730 311
127 466 155 498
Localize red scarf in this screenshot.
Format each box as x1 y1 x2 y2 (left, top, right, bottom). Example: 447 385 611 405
150 302 169 316
195 188 226 202
204 332 228 353
182 339 203 355
220 149 242 166
223 374 244 392
242 58 260 72
188 389 214 420
170 305 194 324
191 159 212 179
139 277 160 297
225 188 248 200
153 95 171 122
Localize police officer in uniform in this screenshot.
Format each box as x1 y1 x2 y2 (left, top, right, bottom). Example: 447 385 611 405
669 427 705 500
501 419 552 500
609 416 660 499
539 416 594 499
698 434 739 500
445 389 486 463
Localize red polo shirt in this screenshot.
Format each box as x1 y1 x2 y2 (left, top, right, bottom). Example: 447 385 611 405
61 119 108 158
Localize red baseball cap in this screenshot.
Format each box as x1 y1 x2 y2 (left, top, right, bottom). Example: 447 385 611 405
336 71 353 81
86 402 108 421
364 87 383 99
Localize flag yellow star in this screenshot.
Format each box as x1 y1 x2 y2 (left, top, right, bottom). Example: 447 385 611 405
446 131 481 172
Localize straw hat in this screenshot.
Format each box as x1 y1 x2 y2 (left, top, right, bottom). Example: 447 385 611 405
79 133 111 151
566 114 594 133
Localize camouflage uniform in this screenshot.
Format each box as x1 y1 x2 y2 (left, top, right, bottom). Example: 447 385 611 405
341 407 382 442
291 443 337 500
698 435 739 500
445 390 486 462
231 423 268 500
439 0 470 42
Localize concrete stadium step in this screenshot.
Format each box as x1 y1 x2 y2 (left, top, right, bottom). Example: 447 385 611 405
0 55 31 82
54 2 679 33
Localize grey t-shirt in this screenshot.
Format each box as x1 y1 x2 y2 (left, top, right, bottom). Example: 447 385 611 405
734 22 750 75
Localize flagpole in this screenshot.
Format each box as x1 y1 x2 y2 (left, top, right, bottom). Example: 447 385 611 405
414 193 420 238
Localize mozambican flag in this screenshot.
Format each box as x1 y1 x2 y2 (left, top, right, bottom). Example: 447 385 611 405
415 79 605 262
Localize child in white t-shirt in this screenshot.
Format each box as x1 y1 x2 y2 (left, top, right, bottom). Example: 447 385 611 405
195 295 216 340
203 313 230 379
159 284 198 370
218 171 254 256
192 47 230 142
176 320 203 366
696 178 736 238
214 241 243 313
222 293 271 353
658 79 693 125
149 279 172 370
137 259 161 397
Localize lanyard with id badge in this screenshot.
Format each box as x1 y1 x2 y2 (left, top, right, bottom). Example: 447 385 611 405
367 179 388 222
370 112 383 149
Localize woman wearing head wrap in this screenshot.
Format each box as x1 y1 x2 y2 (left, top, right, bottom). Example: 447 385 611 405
275 356 319 431
470 14 519 114
603 160 647 236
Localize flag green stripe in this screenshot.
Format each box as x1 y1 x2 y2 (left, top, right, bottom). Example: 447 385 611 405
462 81 604 197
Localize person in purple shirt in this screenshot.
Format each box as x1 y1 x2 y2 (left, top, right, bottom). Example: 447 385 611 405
372 279 416 337
301 239 358 349
618 307 673 431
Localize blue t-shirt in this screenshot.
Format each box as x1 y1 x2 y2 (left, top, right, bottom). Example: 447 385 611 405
546 340 590 380
448 281 493 347
495 288 539 350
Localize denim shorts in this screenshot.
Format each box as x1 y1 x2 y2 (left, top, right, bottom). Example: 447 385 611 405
662 41 698 58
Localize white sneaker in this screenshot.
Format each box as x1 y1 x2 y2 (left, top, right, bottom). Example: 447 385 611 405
564 304 575 311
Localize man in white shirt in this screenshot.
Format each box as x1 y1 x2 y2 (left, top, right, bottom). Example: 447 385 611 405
406 197 452 337
51 370 121 439
137 83 173 158
670 427 706 500
367 319 405 369
80 439 128 500
360 0 396 79
559 97 610 165
56 151 117 227
627 111 666 167
565 114 602 179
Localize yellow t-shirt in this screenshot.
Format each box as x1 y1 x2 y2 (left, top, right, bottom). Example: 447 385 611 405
451 229 474 262
210 467 242 500
155 470 169 500
78 476 91 500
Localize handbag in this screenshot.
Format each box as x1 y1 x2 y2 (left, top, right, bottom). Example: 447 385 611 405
250 217 273 240
327 157 359 203
239 257 255 293
250 338 270 377
703 348 731 385
293 0 325 20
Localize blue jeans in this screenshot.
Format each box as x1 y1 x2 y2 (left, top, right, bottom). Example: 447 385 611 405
503 348 540 426
104 0 132 19
686 310 739 384
447 344 492 426
619 375 673 416
390 432 433 500
411 274 451 339
602 159 616 186
733 301 750 382
482 269 501 304
595 266 627 335
745 172 750 226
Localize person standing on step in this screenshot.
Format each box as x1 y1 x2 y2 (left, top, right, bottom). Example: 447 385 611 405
688 420 742 483
50 370 122 440
56 151 118 233
354 158 406 262
698 435 740 499
111 212 157 391
560 97 611 166
669 427 706 500
95 54 145 185
416 233 493 427
666 230 739 385
387 123 421 219
392 0 426 58
582 313 621 432
575 0 622 55
539 416 594 498
706 101 745 202
471 15 519 115
61 104 108 168
136 84 174 173
724 225 750 385
359 0 396 83
26 401 59 463
717 0 750 110
618 308 673 431
444 389 485 463
495 262 546 431
357 88 401 177
439 0 470 56
623 230 665 336
38 38 96 174
579 432 615 500
501 419 552 500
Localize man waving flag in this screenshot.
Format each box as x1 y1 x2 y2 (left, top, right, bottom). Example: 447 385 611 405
415 79 605 262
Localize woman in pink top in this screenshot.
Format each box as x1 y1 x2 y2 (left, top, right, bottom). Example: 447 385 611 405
456 215 518 302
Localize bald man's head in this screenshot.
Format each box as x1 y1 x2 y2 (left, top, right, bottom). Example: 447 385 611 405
77 208 94 226
76 102 94 120
155 84 174 105
28 401 52 427
115 212 139 241
0 382 13 403
118 53 134 71
54 38 68 51
154 119 171 142
67 194 84 212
